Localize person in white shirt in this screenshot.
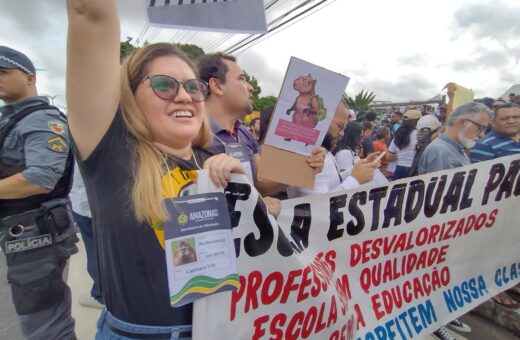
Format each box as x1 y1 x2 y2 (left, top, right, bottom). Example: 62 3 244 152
334 121 362 170
70 162 104 309
386 109 420 180
287 100 380 198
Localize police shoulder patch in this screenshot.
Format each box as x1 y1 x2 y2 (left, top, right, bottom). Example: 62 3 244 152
48 120 66 135
47 136 69 153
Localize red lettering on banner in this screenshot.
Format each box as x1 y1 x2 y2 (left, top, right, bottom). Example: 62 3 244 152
416 227 429 246
286 311 304 340
463 215 477 234
261 271 284 305
475 213 486 230
301 306 318 338
245 270 263 313
315 300 327 333
252 315 269 340
270 313 286 339
452 217 465 237
327 295 338 327
370 266 451 320
325 250 337 273
231 250 337 320
354 303 365 328
297 266 313 303
281 270 302 303
359 246 450 291
486 209 498 227
442 220 456 240
350 210 497 269
249 296 341 339
428 224 440 244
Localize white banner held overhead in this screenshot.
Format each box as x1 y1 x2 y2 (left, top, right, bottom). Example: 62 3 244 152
192 155 520 339
146 0 267 33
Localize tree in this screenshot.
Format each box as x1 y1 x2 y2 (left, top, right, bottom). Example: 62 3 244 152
244 71 261 98
120 37 138 61
344 90 376 120
175 43 205 60
253 95 278 112
120 39 205 62
244 71 277 112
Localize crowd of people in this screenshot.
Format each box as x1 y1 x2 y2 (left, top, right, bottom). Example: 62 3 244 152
0 1 519 339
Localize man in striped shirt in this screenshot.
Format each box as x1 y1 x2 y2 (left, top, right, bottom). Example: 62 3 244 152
469 103 520 163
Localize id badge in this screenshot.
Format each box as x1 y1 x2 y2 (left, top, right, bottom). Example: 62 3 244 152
163 192 240 307
225 143 254 184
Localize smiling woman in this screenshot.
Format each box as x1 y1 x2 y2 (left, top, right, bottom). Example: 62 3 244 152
66 0 244 338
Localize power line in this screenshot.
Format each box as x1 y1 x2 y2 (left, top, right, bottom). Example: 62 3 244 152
186 0 285 53
204 33 234 52
222 0 319 54
226 0 332 55
136 24 150 45
235 0 338 55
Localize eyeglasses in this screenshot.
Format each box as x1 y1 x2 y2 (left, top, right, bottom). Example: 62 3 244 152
465 119 488 132
142 75 208 102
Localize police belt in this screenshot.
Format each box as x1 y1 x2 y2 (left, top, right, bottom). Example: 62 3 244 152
0 205 69 239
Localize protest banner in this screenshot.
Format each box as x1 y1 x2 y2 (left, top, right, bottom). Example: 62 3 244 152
192 155 520 339
146 0 267 33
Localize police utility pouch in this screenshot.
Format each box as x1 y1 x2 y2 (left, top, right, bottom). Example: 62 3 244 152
36 205 69 234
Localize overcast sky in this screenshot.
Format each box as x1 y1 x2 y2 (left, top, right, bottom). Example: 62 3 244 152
1 0 519 109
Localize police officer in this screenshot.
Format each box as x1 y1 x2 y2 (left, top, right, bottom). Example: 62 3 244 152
0 46 77 339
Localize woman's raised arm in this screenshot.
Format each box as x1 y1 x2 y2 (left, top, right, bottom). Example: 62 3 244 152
66 0 121 160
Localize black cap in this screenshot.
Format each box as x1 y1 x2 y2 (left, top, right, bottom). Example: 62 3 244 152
0 46 36 75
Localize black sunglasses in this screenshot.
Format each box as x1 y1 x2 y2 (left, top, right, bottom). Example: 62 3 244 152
142 75 208 102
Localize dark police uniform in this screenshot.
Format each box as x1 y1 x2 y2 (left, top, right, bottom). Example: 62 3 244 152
0 96 77 340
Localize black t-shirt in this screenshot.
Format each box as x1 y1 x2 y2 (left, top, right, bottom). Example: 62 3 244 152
77 111 214 326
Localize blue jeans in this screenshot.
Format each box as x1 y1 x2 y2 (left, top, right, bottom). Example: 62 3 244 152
96 309 192 340
72 212 102 303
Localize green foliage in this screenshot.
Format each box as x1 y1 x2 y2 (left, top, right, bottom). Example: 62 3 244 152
244 71 261 98
120 39 206 63
253 95 278 112
344 90 376 120
120 37 138 61
175 43 205 61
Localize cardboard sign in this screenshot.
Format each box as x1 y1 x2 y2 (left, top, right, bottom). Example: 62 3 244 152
258 57 350 188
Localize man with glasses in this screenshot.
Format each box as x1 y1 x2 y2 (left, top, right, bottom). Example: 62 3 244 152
198 53 325 213
286 100 380 198
418 101 493 340
418 102 493 175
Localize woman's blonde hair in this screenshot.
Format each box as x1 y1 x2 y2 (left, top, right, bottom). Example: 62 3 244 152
119 43 212 224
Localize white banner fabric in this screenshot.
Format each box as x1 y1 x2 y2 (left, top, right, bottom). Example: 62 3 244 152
193 155 520 340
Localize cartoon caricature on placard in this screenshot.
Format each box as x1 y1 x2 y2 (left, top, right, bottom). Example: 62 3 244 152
264 57 349 156
285 74 327 136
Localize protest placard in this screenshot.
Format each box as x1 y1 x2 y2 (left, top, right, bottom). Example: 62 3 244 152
258 57 349 188
263 57 350 156
193 155 520 339
146 0 267 33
